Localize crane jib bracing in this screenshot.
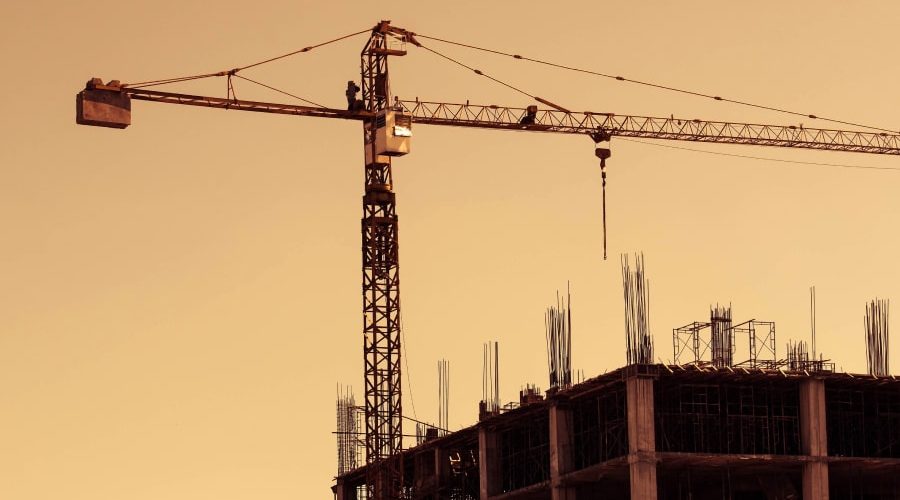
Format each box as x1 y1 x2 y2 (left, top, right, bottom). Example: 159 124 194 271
74 20 899 500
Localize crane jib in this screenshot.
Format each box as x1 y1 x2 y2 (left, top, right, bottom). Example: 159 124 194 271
75 84 900 156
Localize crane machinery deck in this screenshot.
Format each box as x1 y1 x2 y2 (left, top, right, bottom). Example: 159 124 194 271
74 20 900 500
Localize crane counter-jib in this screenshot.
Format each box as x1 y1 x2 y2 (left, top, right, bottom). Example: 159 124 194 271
76 84 900 156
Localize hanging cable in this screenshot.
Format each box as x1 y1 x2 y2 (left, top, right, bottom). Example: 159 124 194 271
618 137 900 171
414 33 897 134
601 166 607 260
593 147 612 260
124 28 369 89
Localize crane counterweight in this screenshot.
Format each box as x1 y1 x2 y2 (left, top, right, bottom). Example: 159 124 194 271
76 79 130 129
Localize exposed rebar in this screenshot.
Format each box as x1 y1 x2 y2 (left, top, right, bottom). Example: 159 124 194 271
622 253 653 365
865 298 890 376
545 283 573 390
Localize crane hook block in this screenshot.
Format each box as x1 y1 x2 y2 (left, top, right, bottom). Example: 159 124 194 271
595 147 611 160
76 79 130 129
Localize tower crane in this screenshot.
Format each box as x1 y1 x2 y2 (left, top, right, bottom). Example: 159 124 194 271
74 20 900 500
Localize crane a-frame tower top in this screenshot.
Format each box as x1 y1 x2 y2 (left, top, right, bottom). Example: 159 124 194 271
74 20 900 500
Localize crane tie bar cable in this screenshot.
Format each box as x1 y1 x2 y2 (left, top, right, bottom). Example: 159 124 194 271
417 43 537 101
233 74 325 108
236 28 370 71
124 28 370 89
414 33 896 134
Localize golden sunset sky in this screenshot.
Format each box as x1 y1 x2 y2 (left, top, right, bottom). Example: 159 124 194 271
2 1 899 499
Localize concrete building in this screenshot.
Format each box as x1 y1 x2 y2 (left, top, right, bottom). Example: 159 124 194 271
334 364 900 499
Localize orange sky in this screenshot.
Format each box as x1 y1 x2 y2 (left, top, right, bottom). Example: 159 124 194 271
2 1 899 499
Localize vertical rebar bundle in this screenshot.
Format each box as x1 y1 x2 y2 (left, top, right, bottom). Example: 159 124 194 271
810 286 817 361
622 253 653 365
865 299 890 376
710 305 733 368
482 342 500 413
336 385 360 475
438 359 449 434
545 283 573 390
787 340 810 371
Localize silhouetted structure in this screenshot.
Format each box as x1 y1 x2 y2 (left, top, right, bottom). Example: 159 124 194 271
335 364 900 499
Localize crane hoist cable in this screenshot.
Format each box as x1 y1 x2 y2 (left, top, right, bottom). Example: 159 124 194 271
414 33 897 134
416 41 615 260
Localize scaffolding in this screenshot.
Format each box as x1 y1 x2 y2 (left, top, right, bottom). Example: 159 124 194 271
337 386 364 475
655 380 801 455
826 384 900 458
571 382 628 470
499 413 550 492
673 312 780 369
733 319 777 368
673 321 711 365
445 444 480 500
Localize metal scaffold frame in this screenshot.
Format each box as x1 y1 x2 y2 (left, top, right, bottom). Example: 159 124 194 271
655 380 801 455
571 383 629 470
826 384 900 458
499 413 551 492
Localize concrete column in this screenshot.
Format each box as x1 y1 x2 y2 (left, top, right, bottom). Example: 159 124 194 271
334 478 355 500
626 376 657 500
799 378 829 500
479 426 501 499
435 447 448 487
550 404 576 500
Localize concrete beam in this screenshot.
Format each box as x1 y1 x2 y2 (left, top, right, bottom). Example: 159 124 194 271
626 375 657 500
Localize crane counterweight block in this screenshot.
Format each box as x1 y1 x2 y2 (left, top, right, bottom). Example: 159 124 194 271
76 81 131 129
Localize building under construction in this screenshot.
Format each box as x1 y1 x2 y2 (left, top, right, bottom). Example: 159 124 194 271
335 285 897 500
335 362 900 499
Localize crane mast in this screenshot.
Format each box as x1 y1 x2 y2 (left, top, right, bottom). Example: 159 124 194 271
360 21 406 499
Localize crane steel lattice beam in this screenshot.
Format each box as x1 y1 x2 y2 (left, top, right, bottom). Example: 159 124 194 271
116 88 900 155
399 101 900 154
